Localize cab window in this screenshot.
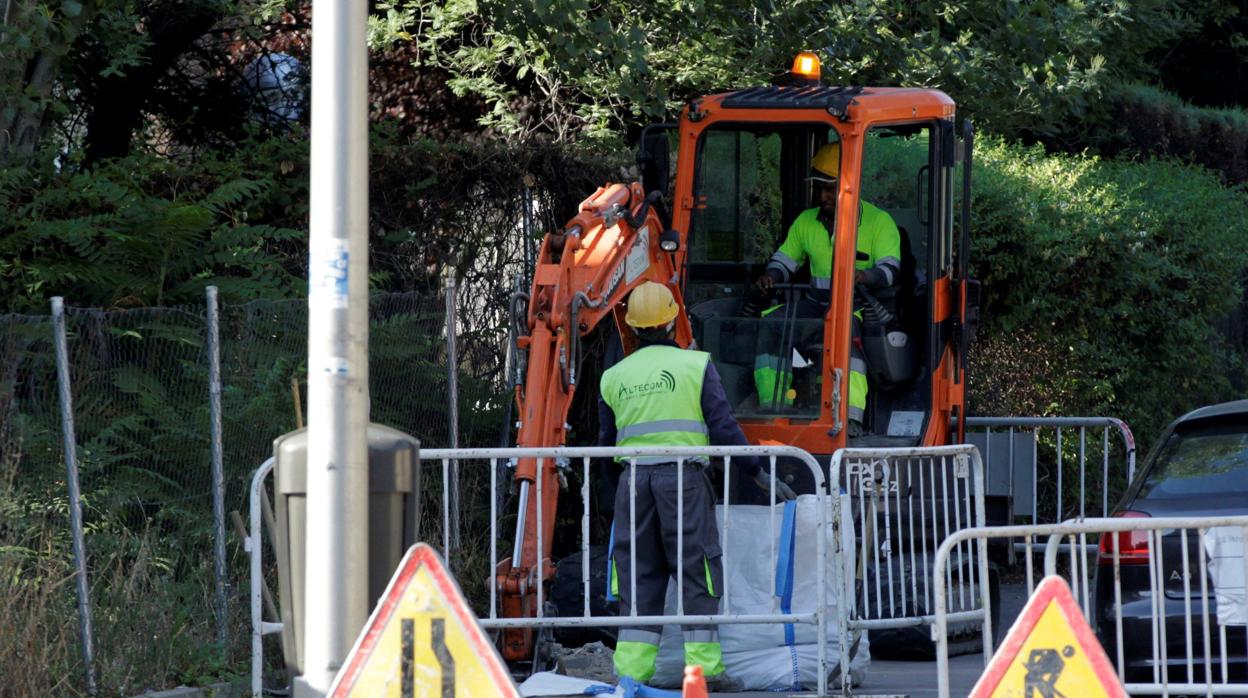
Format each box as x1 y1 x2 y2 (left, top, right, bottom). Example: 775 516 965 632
685 125 831 419
688 129 785 272
681 121 944 439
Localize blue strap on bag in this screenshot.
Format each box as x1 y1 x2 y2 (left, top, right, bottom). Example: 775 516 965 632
773 500 801 688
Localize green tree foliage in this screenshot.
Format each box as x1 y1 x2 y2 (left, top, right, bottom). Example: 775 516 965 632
0 0 98 160
2 0 1240 159
966 137 1248 438
375 0 1193 144
818 0 1185 144
1 0 307 165
71 0 236 162
1153 0 1248 109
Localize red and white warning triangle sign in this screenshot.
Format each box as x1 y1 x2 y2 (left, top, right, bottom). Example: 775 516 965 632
329 543 519 697
970 575 1125 698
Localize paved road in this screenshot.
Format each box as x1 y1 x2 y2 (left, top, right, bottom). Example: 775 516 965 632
691 654 985 698
703 581 1031 697
544 583 1031 697
859 580 1028 697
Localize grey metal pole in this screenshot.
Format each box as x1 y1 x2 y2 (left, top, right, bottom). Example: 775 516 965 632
444 276 460 550
51 297 97 696
205 286 228 649
299 0 370 694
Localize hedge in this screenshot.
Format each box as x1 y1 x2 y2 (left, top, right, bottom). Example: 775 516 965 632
967 136 1248 442
1092 83 1248 185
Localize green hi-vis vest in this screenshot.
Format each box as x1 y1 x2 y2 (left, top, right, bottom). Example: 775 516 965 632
772 202 901 291
600 345 710 464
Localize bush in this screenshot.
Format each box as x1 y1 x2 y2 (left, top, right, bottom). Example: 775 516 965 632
0 126 629 314
1090 84 1248 185
0 139 309 313
967 136 1248 442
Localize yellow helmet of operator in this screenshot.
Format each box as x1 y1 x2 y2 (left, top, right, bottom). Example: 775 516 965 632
807 142 840 183
624 282 679 328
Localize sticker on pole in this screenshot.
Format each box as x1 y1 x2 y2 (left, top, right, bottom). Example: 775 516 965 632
310 238 349 309
329 543 519 697
969 575 1125 698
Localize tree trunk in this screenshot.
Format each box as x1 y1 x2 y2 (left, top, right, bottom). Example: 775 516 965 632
83 3 226 164
0 0 97 162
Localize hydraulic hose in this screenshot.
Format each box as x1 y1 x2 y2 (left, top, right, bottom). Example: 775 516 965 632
568 292 602 387
624 190 663 229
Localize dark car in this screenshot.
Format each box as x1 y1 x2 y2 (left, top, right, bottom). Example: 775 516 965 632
1093 399 1248 688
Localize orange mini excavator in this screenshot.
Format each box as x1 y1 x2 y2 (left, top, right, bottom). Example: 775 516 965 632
497 52 980 661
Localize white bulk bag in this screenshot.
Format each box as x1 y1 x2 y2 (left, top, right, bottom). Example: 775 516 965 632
646 494 869 689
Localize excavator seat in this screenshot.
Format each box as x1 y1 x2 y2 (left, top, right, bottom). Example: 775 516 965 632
858 211 924 392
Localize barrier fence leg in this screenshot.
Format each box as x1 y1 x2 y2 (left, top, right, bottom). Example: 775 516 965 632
206 286 229 649
52 297 98 696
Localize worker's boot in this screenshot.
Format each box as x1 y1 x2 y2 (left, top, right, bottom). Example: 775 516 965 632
704 670 744 692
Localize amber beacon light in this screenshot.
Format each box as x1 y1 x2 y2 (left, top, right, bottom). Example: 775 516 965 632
791 51 821 81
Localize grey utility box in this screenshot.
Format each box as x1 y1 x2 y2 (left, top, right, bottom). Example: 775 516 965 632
966 429 1037 517
272 424 421 678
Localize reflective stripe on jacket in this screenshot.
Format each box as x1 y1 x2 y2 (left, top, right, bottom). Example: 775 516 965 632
766 202 901 292
600 344 711 462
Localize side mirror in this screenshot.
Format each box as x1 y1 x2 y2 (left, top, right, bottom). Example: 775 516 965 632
637 123 676 197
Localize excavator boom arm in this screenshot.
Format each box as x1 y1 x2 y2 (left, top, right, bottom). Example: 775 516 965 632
498 181 690 660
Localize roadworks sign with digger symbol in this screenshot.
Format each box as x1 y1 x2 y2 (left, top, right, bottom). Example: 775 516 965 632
329 543 520 698
969 575 1125 698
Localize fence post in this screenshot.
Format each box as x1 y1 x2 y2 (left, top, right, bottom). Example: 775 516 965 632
445 276 460 551
51 297 97 696
206 286 228 649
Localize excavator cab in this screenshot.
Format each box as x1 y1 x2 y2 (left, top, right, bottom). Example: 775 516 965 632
681 124 928 433
643 84 975 452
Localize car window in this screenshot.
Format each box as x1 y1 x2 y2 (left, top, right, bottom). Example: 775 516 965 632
1137 422 1248 499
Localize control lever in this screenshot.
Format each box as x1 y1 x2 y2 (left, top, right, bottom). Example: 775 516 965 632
856 285 894 326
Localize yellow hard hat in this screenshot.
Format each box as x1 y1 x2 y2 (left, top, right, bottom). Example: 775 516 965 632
808 142 840 183
625 281 679 328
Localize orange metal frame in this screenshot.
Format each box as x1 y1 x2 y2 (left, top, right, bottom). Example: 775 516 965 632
498 87 966 660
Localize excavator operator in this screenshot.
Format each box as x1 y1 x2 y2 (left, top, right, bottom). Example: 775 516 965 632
598 281 795 690
750 142 901 436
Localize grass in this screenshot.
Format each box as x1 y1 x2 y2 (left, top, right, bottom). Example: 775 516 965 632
0 480 82 697
0 452 249 697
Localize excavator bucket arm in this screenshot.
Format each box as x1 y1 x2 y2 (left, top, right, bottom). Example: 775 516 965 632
498 181 690 661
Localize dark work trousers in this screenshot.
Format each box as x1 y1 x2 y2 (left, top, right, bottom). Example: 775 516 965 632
611 462 725 678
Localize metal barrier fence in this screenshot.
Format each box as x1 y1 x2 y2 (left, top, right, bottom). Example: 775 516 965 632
932 517 1248 697
831 445 990 658
963 417 1136 530
1 290 480 695
250 444 841 695
247 457 280 698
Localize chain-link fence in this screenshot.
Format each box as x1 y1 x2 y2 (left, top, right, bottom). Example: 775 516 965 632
0 286 508 696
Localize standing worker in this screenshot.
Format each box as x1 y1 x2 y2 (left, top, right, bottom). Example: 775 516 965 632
751 141 901 435
599 281 795 690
